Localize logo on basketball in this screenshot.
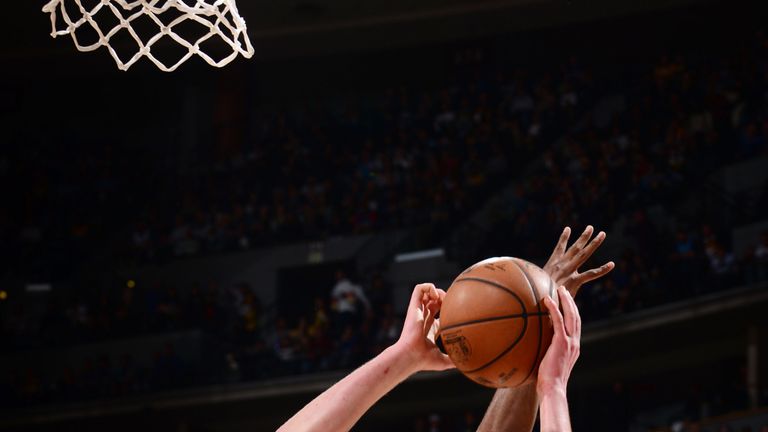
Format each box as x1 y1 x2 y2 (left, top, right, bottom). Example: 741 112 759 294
482 262 507 271
498 367 518 384
473 375 493 386
442 331 472 365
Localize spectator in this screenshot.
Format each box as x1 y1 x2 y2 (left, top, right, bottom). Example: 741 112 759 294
2 21 768 417
707 242 737 282
330 271 370 334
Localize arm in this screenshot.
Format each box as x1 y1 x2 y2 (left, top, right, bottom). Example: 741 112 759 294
277 344 414 432
539 388 570 432
477 226 613 432
278 284 453 432
538 286 582 432
475 383 539 432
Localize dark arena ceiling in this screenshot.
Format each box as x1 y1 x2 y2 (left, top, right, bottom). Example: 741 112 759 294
6 0 713 62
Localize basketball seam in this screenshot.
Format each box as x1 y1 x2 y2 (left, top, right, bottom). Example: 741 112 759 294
451 276 529 375
453 277 525 300
439 312 549 333
511 259 544 385
463 317 528 374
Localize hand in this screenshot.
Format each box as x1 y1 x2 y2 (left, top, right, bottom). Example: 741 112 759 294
537 286 581 396
544 226 615 297
394 283 455 372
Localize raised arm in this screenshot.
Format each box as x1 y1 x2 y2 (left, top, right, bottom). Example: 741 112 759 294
477 226 613 432
538 286 581 432
278 283 453 432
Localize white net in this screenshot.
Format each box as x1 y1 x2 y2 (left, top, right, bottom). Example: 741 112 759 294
42 0 255 72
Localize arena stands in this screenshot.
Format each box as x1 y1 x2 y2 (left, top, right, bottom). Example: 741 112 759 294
1 1 767 431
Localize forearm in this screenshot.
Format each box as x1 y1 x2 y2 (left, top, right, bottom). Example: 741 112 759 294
476 383 539 432
278 343 416 432
539 387 571 432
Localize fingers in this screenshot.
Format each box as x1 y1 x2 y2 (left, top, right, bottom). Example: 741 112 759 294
424 317 457 371
409 283 437 311
557 286 580 338
544 227 570 273
426 289 446 326
561 228 609 283
403 284 457 372
421 285 442 332
551 226 571 260
574 230 606 268
565 225 594 258
407 284 438 332
543 294 566 338
424 300 438 332
573 261 615 286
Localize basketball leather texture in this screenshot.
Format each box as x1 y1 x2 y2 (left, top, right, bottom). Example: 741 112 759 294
438 257 557 388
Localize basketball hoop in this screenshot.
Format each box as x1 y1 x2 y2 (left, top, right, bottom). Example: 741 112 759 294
42 0 255 72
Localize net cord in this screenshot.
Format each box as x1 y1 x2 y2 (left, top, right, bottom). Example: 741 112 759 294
42 0 254 72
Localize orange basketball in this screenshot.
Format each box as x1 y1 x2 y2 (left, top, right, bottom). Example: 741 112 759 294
437 257 558 388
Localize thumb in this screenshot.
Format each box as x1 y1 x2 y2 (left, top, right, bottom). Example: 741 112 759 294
431 352 456 371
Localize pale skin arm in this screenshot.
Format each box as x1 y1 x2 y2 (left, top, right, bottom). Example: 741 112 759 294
537 286 582 432
477 225 613 432
539 388 570 432
277 284 453 432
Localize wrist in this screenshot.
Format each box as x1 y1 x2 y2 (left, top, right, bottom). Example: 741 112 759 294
537 380 567 398
388 341 423 376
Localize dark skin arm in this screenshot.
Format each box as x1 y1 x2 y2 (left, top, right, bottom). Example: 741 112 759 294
476 226 614 432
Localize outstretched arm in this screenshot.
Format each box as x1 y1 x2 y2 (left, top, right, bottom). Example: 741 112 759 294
477 226 612 432
278 284 453 432
538 286 581 432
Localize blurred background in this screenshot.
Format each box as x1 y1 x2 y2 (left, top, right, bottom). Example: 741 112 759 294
1 0 768 430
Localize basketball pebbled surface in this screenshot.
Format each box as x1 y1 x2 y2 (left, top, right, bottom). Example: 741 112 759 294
438 257 558 388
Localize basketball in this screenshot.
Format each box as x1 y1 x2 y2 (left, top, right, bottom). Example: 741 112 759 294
438 257 558 388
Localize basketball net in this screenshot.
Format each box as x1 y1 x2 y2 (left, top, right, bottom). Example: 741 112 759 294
42 0 255 72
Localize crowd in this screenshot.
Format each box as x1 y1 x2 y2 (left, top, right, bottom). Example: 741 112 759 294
128 54 593 262
461 30 768 322
0 17 767 432
1 26 600 408
2 344 187 407
0 270 402 408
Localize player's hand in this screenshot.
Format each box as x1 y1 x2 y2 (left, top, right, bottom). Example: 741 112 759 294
395 283 455 372
543 226 615 297
537 286 581 396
